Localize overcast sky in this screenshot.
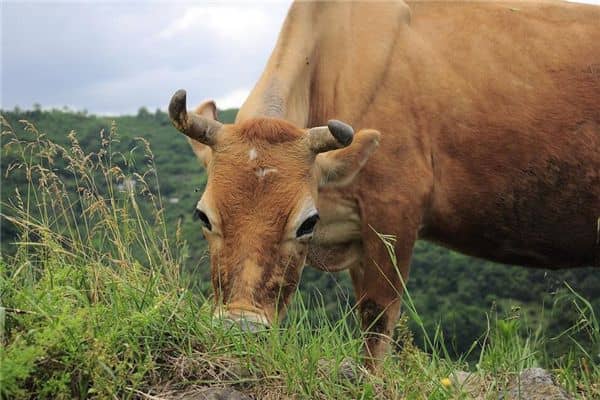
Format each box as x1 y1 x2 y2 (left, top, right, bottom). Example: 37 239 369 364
1 0 599 115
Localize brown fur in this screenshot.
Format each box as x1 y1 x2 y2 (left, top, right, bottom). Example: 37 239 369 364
235 118 304 143
183 0 600 368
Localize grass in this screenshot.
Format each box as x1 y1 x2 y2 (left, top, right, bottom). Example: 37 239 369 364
1 117 598 399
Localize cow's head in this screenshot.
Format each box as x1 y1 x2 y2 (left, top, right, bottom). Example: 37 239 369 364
169 89 380 330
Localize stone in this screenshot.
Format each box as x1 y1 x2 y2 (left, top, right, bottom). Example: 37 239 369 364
317 356 368 383
338 357 367 382
318 357 369 382
176 387 251 400
450 370 485 398
503 368 572 400
451 370 476 386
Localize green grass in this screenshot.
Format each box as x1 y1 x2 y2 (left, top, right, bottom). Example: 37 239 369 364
1 117 598 399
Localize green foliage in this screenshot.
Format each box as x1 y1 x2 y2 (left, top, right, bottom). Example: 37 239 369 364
218 108 238 124
478 310 540 374
408 242 600 361
0 119 445 398
1 256 205 398
0 114 191 397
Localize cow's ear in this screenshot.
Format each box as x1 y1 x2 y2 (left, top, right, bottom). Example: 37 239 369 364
316 129 380 187
188 100 218 167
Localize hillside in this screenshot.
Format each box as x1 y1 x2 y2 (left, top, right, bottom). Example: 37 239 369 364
1 109 599 398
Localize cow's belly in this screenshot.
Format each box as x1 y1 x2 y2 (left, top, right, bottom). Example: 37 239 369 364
307 190 363 272
422 225 596 268
423 158 600 269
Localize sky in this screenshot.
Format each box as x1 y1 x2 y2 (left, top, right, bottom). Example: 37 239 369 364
1 0 292 114
1 0 599 115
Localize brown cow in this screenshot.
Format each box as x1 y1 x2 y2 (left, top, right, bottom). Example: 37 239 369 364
169 0 600 368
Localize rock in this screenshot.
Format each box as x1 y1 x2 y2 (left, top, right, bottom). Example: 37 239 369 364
176 387 251 400
450 370 485 398
451 370 476 386
338 357 367 382
317 356 368 383
448 368 572 400
503 368 572 400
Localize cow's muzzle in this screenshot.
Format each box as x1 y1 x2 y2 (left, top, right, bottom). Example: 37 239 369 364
214 307 271 333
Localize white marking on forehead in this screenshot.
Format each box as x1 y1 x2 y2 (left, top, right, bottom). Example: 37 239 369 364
248 148 258 161
255 167 278 178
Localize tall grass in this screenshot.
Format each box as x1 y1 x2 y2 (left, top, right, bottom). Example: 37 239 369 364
1 117 598 399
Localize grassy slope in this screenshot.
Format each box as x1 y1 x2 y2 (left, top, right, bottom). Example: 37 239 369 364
1 114 599 398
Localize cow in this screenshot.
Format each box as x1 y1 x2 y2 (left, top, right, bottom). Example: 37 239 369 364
168 0 600 368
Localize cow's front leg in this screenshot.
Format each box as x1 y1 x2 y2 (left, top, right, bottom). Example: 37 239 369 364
358 288 402 368
352 215 419 369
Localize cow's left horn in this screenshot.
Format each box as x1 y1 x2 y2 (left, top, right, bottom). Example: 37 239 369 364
307 120 354 153
169 89 222 146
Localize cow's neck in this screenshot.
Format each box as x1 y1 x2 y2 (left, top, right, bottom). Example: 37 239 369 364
235 2 413 129
235 3 317 127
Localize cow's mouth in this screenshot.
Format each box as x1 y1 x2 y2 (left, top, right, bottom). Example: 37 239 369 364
214 304 271 333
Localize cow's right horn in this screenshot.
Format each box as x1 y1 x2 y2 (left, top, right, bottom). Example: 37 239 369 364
169 89 222 146
307 120 354 153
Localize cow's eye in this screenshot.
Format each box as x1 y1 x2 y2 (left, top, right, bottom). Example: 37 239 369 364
296 214 320 238
193 209 212 231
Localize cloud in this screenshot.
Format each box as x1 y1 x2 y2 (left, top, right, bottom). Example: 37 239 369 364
74 65 244 114
215 88 251 110
158 6 272 44
1 1 290 114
